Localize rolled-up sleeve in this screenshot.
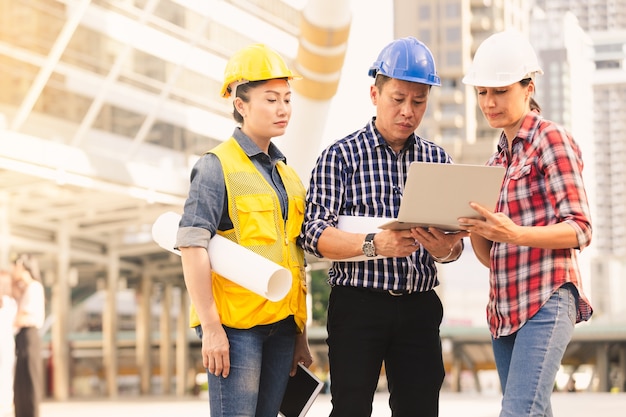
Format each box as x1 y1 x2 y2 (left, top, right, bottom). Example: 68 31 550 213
566 219 592 251
175 153 226 250
540 125 592 251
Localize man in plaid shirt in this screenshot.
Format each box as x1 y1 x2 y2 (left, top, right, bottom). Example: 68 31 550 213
301 37 467 417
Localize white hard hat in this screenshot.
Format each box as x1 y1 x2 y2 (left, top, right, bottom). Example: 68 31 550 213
462 30 543 87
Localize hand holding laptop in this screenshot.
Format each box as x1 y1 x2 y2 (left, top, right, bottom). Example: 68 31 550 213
379 162 505 232
458 200 520 243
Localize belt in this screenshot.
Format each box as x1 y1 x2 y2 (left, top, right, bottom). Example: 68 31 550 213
339 285 413 297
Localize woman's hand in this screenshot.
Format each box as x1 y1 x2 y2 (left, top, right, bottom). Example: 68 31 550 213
459 202 521 244
201 322 230 378
290 331 314 376
460 201 580 250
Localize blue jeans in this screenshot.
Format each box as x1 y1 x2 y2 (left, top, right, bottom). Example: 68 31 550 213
492 284 577 417
195 316 297 417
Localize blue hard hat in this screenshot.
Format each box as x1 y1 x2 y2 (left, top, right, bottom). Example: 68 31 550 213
368 37 441 86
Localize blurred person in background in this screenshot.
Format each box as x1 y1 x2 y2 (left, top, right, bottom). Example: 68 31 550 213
0 270 17 417
12 254 45 417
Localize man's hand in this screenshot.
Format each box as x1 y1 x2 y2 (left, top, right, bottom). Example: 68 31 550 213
411 227 468 259
372 229 428 258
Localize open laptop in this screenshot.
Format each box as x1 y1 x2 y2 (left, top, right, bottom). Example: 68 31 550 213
378 162 506 231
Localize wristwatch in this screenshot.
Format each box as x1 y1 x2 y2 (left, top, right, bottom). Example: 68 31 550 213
362 233 377 257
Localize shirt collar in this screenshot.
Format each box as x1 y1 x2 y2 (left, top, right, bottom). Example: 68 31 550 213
232 127 287 163
368 117 419 152
497 110 543 153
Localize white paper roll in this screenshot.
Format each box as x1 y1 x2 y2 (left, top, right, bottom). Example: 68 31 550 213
152 211 182 255
324 215 394 262
151 211 292 302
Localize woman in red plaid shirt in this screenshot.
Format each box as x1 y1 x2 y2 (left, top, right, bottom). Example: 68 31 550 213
460 30 593 417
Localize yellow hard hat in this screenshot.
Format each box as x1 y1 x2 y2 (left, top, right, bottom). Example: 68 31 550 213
220 44 300 98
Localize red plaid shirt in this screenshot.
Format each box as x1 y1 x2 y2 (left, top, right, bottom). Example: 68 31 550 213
487 112 593 338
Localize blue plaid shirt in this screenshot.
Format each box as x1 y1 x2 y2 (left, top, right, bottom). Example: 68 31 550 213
300 118 453 293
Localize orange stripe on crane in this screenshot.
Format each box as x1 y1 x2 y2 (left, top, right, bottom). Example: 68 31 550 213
296 46 345 74
294 15 351 100
293 77 340 101
299 16 350 47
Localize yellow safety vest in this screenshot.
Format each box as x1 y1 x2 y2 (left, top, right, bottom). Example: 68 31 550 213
189 138 307 331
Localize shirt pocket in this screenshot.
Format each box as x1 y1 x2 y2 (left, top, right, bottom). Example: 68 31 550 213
509 164 532 181
234 194 277 246
286 196 305 241
508 164 535 199
507 163 545 214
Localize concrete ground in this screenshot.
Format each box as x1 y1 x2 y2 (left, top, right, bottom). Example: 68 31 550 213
34 391 626 417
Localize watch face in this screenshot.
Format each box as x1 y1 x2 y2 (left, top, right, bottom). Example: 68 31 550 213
363 244 376 257
362 239 376 257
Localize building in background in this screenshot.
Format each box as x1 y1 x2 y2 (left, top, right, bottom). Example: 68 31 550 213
534 0 626 326
534 0 626 32
392 0 532 165
588 29 626 321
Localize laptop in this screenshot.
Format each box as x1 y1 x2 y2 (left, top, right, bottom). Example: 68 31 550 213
378 162 505 232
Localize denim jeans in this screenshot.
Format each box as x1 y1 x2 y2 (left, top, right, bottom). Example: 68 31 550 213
492 284 577 417
195 316 297 417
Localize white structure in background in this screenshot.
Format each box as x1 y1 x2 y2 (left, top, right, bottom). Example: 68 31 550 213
279 0 352 183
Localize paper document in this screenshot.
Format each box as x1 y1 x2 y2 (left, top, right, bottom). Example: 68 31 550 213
322 215 393 262
151 211 292 301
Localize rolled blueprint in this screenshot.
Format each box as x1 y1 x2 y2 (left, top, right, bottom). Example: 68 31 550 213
324 215 394 262
151 211 292 302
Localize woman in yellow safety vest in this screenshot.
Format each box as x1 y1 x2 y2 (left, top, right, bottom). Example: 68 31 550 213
176 44 312 417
